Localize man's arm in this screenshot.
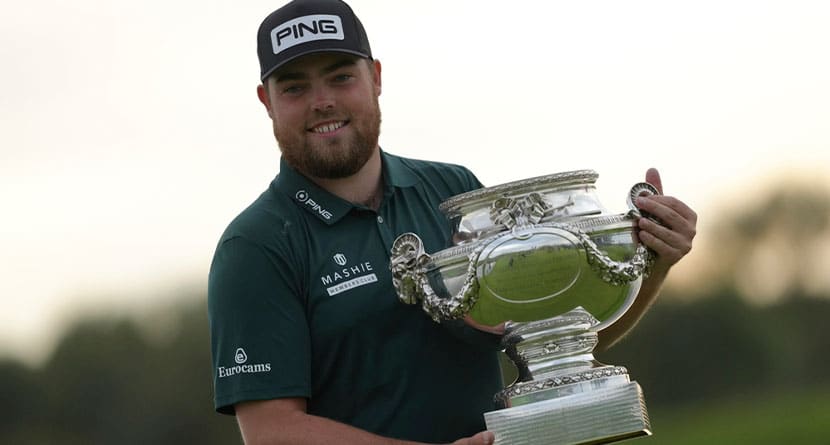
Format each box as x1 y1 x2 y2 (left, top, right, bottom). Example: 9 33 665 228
235 398 495 445
597 168 697 351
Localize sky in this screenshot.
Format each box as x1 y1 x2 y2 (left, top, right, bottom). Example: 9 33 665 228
2 0 829 365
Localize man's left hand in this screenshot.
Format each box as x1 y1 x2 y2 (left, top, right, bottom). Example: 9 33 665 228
634 168 698 275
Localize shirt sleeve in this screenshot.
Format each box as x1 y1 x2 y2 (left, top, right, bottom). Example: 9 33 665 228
208 235 311 414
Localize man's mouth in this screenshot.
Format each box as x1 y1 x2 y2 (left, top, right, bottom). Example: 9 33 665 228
309 121 348 134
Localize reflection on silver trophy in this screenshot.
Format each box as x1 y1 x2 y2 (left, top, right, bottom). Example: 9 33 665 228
390 170 659 445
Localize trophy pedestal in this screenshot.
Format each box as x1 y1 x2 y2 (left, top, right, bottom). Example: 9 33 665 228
484 308 651 445
484 379 650 445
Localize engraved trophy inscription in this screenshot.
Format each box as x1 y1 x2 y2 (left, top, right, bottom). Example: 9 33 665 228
390 170 659 445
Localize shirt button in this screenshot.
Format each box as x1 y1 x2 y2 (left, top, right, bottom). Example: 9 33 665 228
377 216 384 224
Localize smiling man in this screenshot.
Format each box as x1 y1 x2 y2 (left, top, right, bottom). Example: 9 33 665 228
208 2 503 444
207 1 697 444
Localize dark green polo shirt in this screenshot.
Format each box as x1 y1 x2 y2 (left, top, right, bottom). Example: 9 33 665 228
208 151 503 442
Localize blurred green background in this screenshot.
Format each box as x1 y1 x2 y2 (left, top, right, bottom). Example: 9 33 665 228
1 179 829 444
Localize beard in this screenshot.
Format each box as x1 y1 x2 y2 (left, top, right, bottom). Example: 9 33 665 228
276 96 382 180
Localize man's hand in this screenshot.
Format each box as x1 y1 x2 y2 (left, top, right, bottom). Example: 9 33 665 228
463 315 506 335
596 167 697 350
451 431 495 445
635 168 697 275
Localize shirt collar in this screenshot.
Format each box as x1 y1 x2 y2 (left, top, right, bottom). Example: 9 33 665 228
272 150 421 225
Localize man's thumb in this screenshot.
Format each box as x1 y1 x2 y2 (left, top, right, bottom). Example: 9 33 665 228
645 167 663 195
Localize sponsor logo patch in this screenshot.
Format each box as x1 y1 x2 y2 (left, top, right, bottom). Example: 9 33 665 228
271 14 344 55
218 347 272 379
295 189 333 220
321 259 378 296
326 274 378 296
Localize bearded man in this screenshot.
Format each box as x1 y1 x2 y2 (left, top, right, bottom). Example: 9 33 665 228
207 1 697 444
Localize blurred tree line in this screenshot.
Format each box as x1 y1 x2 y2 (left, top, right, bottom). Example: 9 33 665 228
599 293 830 406
0 302 241 444
1 178 828 444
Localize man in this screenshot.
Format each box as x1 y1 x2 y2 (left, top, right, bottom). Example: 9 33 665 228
208 1 697 444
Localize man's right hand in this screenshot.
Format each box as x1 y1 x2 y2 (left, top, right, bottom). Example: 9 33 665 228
451 431 495 445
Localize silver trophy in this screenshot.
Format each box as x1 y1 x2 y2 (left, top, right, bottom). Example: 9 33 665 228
390 170 659 445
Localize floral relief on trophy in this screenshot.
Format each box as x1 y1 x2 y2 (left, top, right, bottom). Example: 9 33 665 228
490 193 577 231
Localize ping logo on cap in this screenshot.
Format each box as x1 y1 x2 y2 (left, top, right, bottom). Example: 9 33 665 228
271 14 344 55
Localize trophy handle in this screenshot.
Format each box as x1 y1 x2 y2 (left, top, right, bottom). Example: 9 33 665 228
389 232 431 305
578 181 661 285
390 233 480 322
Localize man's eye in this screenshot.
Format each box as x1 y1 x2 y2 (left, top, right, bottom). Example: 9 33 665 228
282 85 303 95
333 74 353 82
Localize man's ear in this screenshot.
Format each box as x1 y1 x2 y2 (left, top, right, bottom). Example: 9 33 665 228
257 84 274 118
371 59 382 96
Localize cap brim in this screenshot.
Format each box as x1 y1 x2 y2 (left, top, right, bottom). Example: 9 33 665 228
260 48 372 82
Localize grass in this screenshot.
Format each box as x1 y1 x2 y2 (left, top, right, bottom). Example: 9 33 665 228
641 387 830 444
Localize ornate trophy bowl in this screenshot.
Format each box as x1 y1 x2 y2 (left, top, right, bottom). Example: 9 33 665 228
390 170 659 445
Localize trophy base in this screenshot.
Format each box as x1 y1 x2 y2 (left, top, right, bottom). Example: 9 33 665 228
484 380 651 445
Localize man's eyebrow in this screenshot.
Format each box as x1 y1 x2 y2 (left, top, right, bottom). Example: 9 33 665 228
274 57 359 83
273 71 306 83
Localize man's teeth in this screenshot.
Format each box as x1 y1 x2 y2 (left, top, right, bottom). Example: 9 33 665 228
312 122 345 133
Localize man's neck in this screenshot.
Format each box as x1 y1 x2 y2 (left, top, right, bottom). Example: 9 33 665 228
310 148 384 211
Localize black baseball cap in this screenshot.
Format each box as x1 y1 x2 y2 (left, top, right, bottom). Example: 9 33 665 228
257 0 373 82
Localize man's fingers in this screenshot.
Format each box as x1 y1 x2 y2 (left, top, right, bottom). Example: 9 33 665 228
454 431 495 445
639 217 693 254
633 170 698 271
473 431 495 445
636 195 698 228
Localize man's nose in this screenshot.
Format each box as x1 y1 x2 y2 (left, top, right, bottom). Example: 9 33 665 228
311 86 336 112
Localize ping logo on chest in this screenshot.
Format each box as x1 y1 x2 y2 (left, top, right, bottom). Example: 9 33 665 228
321 253 378 296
